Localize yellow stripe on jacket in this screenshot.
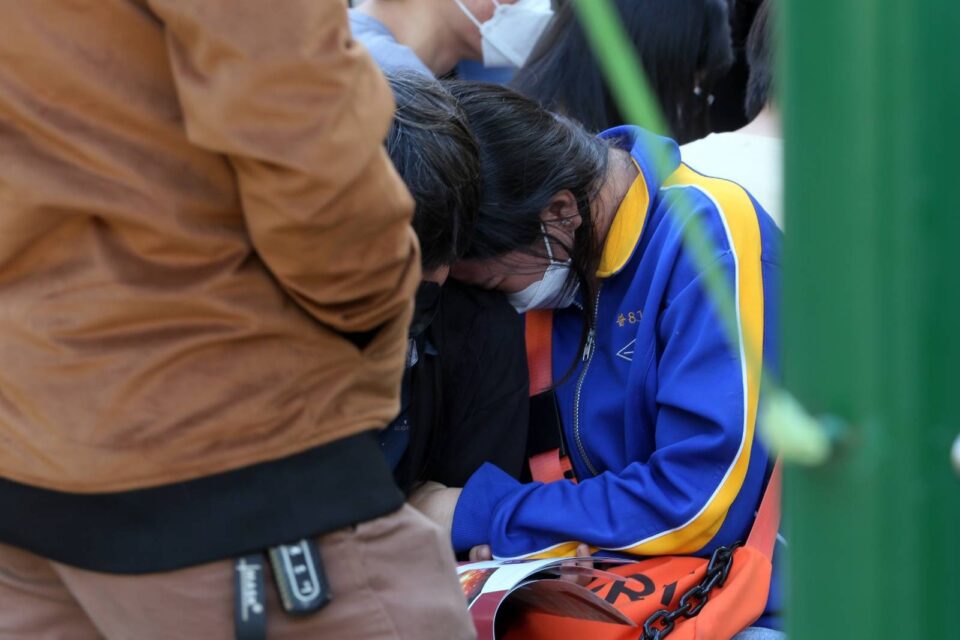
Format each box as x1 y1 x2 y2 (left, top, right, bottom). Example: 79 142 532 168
610 163 766 555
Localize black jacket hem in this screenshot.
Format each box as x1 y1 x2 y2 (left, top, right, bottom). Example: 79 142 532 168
0 430 403 574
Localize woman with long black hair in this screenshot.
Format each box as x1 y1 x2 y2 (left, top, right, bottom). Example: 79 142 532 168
414 82 784 637
512 0 735 143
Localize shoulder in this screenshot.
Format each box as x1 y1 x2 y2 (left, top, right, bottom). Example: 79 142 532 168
348 10 386 38
656 163 778 266
680 134 784 230
348 11 433 78
678 133 739 173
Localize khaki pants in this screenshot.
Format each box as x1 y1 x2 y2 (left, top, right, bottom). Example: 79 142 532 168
0 505 475 640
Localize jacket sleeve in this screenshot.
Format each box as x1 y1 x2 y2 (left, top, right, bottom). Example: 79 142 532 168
147 0 419 333
452 212 766 559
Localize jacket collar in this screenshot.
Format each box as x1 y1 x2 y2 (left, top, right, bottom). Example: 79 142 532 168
596 126 680 278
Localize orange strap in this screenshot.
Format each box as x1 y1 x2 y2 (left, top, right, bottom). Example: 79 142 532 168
529 449 577 485
525 310 554 397
746 459 782 560
525 311 575 484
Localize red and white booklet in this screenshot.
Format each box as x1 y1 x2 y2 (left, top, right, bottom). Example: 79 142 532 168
457 557 639 639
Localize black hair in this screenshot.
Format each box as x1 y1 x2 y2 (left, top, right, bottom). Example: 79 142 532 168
445 81 609 376
385 72 480 271
512 0 734 144
745 0 773 120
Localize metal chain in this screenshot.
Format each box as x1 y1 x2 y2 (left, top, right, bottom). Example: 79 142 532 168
640 543 742 640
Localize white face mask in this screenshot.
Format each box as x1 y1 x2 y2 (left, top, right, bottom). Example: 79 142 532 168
507 225 579 313
453 0 554 68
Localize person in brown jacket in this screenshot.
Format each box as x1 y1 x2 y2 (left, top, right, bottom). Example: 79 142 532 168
0 1 475 638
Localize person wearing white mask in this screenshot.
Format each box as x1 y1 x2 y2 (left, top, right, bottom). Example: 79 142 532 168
350 0 553 77
415 81 785 639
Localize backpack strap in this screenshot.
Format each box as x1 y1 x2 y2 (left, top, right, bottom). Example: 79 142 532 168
745 459 782 560
525 310 554 397
528 449 576 485
525 310 577 484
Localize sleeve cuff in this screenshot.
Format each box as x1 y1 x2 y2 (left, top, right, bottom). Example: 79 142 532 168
451 462 521 552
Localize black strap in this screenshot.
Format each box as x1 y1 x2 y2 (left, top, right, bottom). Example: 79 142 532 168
233 555 267 640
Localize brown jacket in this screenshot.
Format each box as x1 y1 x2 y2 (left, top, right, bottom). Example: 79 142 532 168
0 0 419 493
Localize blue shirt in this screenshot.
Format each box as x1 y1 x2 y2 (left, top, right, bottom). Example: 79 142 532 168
348 11 433 78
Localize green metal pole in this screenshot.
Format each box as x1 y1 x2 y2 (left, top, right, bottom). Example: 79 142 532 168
783 1 960 637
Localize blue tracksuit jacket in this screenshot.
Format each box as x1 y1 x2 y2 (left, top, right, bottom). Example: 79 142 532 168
452 126 782 617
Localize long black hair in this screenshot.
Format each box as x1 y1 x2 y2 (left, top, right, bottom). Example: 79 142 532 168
512 0 734 143
744 0 773 120
445 81 609 375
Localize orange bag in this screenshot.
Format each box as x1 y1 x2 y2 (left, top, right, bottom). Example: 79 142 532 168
501 463 780 640
514 311 781 640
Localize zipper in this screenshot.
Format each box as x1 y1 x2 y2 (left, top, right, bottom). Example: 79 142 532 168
572 286 602 477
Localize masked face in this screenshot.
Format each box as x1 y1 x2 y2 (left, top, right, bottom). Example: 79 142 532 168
506 224 579 313
453 0 554 68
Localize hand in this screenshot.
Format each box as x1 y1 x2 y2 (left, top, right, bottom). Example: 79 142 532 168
468 542 591 565
408 481 462 535
469 545 493 562
561 544 595 585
